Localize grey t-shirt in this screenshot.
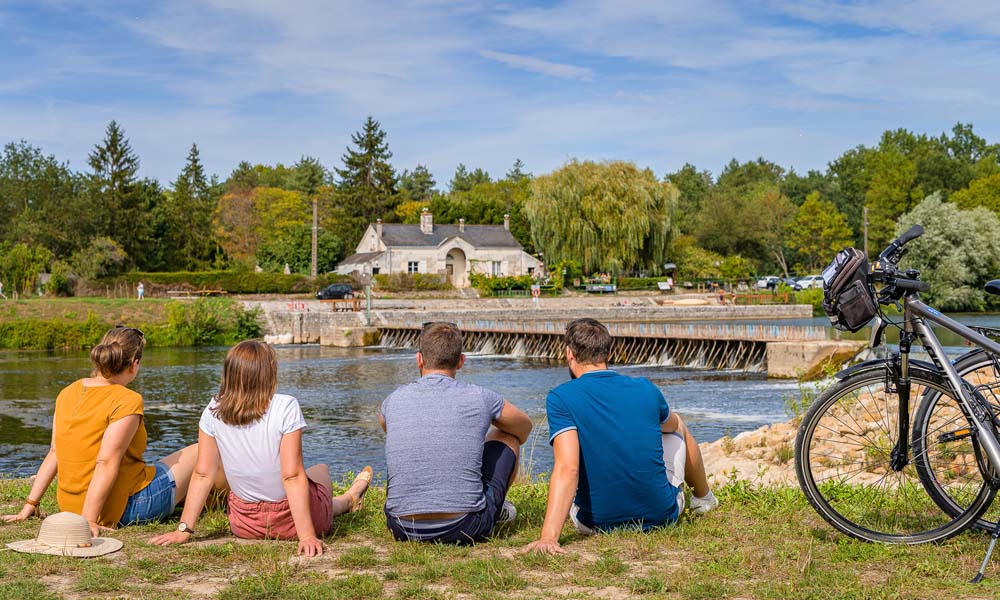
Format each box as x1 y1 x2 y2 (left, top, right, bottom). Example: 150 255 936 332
381 373 505 515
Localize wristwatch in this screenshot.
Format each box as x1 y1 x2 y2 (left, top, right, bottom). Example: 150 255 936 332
177 522 195 535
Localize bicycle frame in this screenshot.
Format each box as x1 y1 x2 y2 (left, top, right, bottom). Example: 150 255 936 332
901 294 1000 477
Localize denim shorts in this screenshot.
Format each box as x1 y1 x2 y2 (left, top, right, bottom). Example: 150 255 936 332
119 462 177 526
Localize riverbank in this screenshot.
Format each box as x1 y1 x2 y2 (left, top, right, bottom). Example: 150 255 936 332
0 298 260 350
1 472 996 599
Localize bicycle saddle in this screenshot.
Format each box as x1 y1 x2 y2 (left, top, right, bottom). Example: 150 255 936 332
986 280 1000 296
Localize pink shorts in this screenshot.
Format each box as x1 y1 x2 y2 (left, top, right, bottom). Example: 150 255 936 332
227 478 334 540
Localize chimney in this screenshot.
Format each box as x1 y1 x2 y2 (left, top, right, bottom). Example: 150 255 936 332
503 213 510 231
376 218 383 238
420 208 433 234
458 218 465 233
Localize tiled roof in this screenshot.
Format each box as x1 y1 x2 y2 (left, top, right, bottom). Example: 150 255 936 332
380 224 522 248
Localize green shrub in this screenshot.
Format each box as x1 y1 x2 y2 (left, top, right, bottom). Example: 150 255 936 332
794 287 825 316
373 273 451 291
617 276 671 290
101 271 353 295
469 273 533 294
0 313 108 349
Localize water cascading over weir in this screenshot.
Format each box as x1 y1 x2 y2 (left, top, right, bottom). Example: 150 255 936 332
379 319 829 372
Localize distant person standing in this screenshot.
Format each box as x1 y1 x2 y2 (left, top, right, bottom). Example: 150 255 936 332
137 282 145 301
0 280 6 299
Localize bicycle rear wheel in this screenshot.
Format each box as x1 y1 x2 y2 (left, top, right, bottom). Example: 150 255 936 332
795 365 993 543
913 351 1000 532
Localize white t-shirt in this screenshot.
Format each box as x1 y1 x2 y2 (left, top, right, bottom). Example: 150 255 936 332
198 393 307 502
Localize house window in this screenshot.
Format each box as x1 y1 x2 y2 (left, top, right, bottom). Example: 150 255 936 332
408 261 419 274
492 261 502 276
527 267 534 275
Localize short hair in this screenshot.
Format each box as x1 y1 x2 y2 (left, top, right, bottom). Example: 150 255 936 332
212 340 278 426
90 326 146 378
565 318 612 365
419 322 464 370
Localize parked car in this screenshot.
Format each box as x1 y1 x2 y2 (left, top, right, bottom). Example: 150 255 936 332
755 276 780 289
316 283 355 300
794 275 824 290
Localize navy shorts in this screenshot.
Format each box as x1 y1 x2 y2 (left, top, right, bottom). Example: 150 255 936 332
119 462 177 526
386 440 517 544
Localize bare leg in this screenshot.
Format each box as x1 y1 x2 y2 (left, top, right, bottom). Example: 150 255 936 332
309 464 371 517
673 416 710 497
486 427 522 488
159 443 229 503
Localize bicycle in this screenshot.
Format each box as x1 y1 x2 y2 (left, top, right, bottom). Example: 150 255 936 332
794 224 1000 582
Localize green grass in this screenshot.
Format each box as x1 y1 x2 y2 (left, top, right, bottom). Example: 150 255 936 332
4 477 1000 599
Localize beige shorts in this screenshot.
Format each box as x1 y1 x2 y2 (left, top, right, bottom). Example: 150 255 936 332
570 432 687 535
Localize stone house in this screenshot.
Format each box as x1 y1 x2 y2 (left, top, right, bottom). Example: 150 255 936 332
336 209 542 287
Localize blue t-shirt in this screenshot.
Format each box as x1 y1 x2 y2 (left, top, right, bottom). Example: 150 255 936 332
547 370 679 530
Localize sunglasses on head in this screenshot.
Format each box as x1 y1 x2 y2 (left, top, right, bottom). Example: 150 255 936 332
113 325 145 338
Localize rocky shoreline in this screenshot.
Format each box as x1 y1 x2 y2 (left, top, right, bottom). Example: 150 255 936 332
700 419 799 487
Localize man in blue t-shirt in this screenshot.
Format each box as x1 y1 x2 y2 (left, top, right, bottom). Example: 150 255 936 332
524 318 717 554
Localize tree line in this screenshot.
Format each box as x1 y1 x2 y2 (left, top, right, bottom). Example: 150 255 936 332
2 119 1000 309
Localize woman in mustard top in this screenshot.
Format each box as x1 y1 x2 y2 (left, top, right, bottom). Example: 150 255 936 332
2 326 225 537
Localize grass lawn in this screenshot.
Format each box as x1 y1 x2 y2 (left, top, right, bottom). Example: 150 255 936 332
3 475 1000 599
0 298 171 326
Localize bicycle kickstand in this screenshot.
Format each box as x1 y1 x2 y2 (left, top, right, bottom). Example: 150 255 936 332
972 520 1000 583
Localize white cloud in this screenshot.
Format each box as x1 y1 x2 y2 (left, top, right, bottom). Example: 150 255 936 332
479 50 594 81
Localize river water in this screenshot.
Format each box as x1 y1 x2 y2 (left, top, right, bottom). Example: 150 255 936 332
3 313 997 479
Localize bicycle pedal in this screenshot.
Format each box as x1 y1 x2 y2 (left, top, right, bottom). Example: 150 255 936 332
937 428 975 443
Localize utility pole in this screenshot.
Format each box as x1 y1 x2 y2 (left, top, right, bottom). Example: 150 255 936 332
863 206 870 259
311 197 318 277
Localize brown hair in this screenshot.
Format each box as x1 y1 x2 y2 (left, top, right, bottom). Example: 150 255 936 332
212 340 278 426
418 322 464 370
565 318 612 365
90 326 146 378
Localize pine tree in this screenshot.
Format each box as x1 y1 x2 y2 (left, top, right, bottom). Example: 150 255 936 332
87 120 150 263
161 143 216 269
334 117 397 238
506 159 529 183
399 164 436 202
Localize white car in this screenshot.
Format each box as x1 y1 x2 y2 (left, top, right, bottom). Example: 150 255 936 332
755 276 780 289
794 275 824 290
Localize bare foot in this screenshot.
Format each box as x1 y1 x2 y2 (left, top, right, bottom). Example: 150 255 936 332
347 466 373 512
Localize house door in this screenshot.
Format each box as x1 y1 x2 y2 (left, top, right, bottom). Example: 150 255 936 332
446 264 454 277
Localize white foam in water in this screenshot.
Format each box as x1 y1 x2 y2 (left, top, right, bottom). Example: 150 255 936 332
681 408 787 423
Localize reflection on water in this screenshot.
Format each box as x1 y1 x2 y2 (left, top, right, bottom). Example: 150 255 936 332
2 345 802 478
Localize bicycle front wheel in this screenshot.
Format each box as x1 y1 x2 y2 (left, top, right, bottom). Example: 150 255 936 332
795 366 993 543
913 350 1000 532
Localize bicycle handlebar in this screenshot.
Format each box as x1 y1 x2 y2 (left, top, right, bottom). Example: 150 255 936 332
893 278 930 292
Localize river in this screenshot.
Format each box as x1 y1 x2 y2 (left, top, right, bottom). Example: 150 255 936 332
4 313 997 479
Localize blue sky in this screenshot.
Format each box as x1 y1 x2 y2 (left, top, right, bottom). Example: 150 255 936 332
3 1 1000 187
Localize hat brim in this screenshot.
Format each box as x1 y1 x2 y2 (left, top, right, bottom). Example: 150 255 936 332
6 536 123 558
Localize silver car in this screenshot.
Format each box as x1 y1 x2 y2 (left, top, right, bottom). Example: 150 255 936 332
794 275 824 290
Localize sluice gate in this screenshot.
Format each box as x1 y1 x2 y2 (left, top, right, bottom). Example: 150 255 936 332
378 327 768 371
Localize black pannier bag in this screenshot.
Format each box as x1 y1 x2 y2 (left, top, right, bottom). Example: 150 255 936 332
821 247 876 332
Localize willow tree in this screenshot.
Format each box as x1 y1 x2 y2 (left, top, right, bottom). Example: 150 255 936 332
525 160 677 274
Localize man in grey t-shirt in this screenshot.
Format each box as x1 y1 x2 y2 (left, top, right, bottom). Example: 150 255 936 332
379 322 533 544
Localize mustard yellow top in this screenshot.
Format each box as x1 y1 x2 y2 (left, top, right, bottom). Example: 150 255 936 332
54 380 156 526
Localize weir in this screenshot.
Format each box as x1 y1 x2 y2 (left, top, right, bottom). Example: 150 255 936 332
378 318 831 372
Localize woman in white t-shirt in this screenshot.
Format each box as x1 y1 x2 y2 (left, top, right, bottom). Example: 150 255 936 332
150 340 372 556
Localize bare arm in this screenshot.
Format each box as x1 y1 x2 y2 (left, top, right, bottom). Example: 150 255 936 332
279 430 323 557
378 413 387 432
81 414 141 536
3 422 58 522
523 431 580 554
492 401 533 445
660 411 679 434
149 430 220 546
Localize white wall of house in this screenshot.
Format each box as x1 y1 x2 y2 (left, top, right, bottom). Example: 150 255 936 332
337 225 543 287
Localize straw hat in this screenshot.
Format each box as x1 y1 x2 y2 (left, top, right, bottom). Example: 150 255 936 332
6 512 123 557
